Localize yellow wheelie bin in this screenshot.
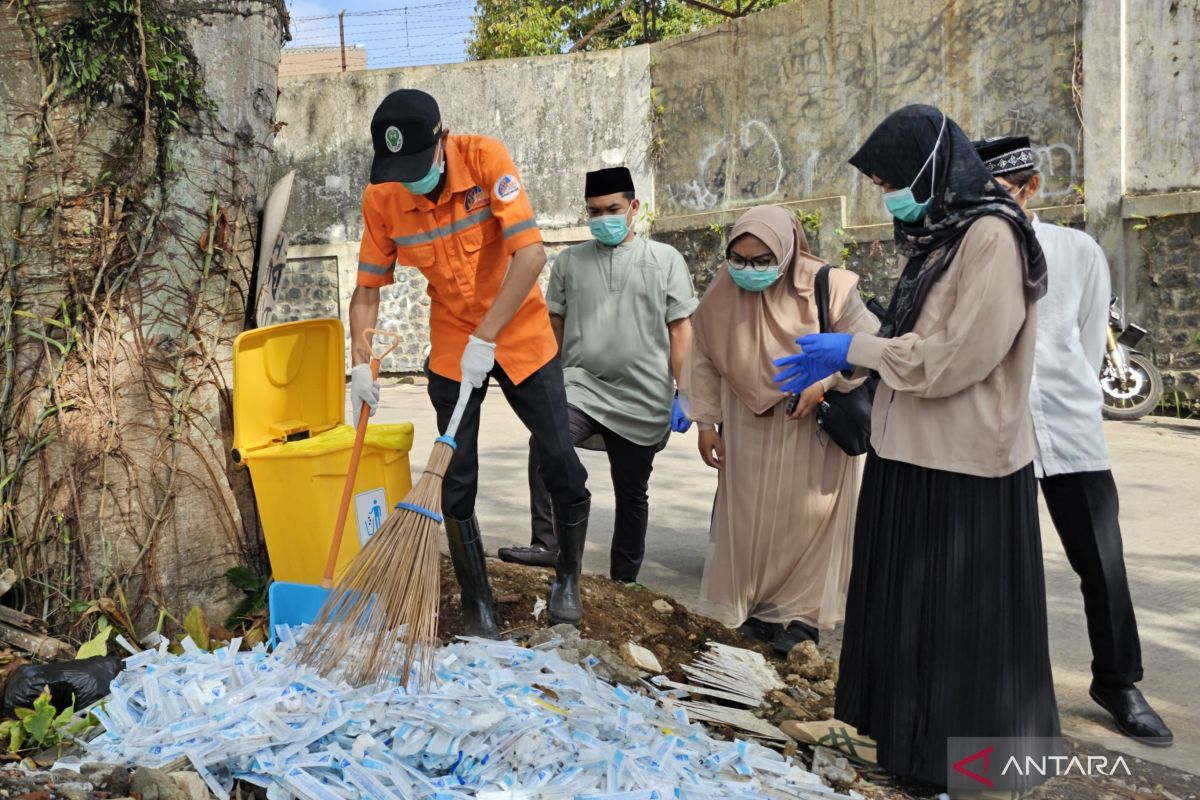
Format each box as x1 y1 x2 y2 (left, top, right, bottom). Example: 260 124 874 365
231 318 414 584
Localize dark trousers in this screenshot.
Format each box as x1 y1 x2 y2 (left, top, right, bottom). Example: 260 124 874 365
528 405 656 582
426 357 588 521
1040 469 1144 687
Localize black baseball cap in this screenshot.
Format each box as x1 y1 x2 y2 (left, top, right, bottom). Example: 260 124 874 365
369 89 443 184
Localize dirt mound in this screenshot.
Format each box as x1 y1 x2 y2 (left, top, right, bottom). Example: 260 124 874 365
437 557 771 680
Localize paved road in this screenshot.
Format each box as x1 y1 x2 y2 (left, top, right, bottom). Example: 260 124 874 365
366 383 1199 775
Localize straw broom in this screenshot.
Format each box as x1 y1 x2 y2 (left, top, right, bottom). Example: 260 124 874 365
295 376 473 688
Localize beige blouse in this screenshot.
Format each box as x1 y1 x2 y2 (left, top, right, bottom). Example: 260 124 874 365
847 215 1037 478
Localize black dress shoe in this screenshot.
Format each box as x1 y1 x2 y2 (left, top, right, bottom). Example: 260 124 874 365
1089 681 1174 747
497 544 558 567
736 617 773 643
771 621 820 656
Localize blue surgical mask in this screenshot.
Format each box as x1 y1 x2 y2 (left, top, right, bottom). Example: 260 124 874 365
882 112 947 223
589 211 632 246
401 154 443 195
728 264 781 292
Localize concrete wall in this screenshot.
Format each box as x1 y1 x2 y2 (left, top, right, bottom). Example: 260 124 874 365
1124 1 1199 194
651 0 1082 227
267 0 1200 404
274 46 652 245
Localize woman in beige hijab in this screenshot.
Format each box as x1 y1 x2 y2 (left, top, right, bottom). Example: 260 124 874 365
681 205 879 654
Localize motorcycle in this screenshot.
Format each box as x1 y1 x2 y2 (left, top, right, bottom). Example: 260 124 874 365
1100 296 1163 420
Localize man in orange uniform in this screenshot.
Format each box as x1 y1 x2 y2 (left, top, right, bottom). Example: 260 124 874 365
349 89 591 636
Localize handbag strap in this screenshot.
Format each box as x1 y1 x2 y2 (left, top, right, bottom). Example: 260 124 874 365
814 265 833 334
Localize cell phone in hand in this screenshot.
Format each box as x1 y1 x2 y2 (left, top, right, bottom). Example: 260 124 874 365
785 393 800 416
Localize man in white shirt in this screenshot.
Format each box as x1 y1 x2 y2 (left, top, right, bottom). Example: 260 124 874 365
975 136 1172 747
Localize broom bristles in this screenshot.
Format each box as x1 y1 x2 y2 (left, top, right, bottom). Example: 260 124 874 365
293 439 455 687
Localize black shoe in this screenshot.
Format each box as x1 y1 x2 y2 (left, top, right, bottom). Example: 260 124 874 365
497 544 558 567
1089 681 1173 747
548 497 590 625
736 617 773 643
771 621 820 656
444 515 500 638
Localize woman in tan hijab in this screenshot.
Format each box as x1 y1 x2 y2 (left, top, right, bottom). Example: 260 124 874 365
681 205 879 654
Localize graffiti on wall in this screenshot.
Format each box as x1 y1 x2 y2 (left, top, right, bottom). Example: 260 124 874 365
666 119 786 212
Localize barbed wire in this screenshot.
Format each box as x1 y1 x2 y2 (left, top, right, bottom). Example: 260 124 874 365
283 1 476 69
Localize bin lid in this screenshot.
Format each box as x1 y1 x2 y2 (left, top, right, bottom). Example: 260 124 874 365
232 318 346 456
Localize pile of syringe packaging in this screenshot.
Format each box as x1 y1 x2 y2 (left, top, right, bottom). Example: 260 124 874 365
53 628 853 800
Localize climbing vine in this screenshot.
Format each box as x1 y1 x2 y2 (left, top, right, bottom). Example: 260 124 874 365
1 0 283 640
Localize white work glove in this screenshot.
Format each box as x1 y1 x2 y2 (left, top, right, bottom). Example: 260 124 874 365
350 363 379 428
460 334 496 390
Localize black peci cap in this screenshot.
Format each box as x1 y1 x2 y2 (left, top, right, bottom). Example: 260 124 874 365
585 166 635 198
972 136 1037 176
369 89 444 184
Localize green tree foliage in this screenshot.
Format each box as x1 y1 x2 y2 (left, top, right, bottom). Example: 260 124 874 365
466 0 792 60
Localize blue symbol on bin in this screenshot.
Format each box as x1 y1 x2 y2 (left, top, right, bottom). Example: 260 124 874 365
368 499 383 537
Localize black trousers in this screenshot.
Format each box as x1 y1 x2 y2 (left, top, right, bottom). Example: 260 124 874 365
528 405 657 582
426 357 588 521
1040 469 1144 687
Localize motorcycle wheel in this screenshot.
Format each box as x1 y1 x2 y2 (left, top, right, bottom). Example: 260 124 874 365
1101 351 1164 421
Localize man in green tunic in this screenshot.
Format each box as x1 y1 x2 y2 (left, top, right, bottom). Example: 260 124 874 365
499 167 698 583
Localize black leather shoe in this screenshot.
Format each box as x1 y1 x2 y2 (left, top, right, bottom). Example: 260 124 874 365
444 515 500 639
549 497 590 625
1089 681 1173 746
771 621 820 656
497 544 558 567
736 617 773 643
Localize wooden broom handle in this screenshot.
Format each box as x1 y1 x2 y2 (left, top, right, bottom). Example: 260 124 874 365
320 329 402 588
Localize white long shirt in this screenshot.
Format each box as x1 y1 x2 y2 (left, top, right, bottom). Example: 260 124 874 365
1029 217 1112 477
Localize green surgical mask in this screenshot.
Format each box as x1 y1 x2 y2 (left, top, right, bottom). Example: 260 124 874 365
728 263 781 292
402 155 443 195
589 211 631 246
882 111 947 223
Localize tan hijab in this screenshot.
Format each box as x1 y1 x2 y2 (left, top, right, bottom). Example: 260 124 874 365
691 205 828 415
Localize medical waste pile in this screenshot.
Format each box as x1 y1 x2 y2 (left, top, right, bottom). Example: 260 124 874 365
57 628 853 800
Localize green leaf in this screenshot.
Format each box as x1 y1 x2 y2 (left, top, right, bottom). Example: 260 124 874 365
24 690 57 745
183 605 210 650
76 625 111 659
8 725 23 754
54 699 77 729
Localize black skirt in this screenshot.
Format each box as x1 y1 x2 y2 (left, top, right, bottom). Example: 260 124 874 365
835 454 1062 789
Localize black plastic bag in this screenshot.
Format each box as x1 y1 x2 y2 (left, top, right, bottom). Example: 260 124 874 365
3 655 124 715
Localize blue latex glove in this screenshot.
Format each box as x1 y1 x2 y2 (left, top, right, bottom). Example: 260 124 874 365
772 333 854 396
671 393 693 433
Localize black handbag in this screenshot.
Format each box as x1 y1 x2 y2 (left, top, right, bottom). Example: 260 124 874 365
811 265 879 457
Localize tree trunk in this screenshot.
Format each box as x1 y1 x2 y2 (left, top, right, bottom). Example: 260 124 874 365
0 0 287 636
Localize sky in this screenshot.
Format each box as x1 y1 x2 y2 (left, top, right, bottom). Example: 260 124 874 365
284 0 479 70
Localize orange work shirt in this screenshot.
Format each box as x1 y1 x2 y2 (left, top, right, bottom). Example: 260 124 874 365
357 134 557 384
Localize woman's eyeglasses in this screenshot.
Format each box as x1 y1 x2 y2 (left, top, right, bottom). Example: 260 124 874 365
727 255 777 271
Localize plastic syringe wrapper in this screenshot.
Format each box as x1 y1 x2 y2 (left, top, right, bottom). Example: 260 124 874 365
58 626 853 799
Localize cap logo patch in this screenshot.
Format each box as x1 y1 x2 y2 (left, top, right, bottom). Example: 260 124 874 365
384 126 403 153
494 174 521 203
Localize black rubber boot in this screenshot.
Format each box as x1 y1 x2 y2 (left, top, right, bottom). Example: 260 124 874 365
548 497 590 625
444 515 500 638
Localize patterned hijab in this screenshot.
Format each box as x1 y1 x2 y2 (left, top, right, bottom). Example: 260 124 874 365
691 205 828 415
849 104 1048 336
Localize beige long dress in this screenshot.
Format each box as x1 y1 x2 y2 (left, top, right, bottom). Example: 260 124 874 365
683 263 880 629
